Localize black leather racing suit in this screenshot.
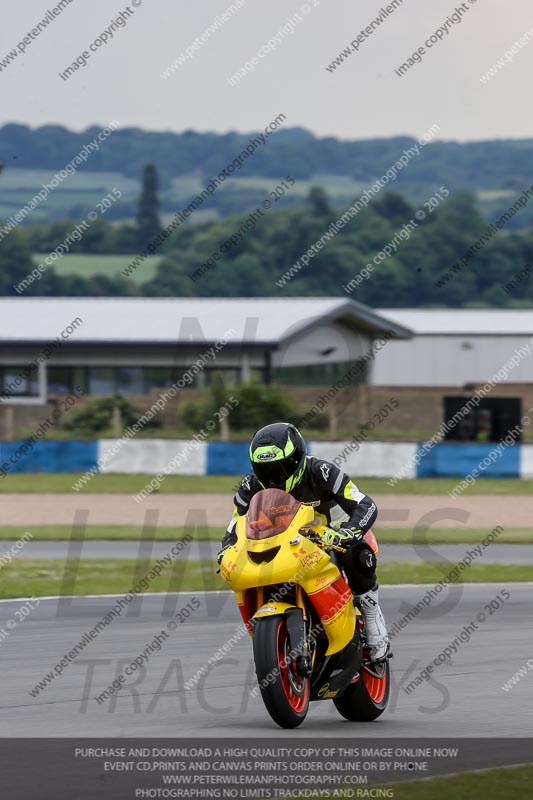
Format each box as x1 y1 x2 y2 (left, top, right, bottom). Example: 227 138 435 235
221 455 379 594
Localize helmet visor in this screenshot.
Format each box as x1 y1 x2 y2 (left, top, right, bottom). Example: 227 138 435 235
252 452 302 488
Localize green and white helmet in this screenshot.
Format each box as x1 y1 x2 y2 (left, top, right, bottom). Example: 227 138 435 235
249 422 307 492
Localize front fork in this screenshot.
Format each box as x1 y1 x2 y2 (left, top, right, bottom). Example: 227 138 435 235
286 586 314 676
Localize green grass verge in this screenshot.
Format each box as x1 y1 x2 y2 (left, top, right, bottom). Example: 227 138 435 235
0 525 221 541
4 474 533 495
371 527 533 544
366 477 533 494
0 559 224 598
377 765 533 800
3 560 533 598
0 473 241 493
1 525 532 543
377 562 533 584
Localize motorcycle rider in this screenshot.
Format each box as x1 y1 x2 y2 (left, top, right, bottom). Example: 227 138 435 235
217 422 389 662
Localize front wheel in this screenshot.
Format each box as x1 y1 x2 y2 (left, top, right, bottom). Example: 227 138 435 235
253 616 310 728
333 657 390 721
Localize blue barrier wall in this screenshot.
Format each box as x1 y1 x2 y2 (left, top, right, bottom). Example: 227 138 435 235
0 439 525 478
0 440 99 476
206 441 251 475
415 443 520 478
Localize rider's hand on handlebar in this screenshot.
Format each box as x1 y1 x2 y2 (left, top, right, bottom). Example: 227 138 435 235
321 526 363 548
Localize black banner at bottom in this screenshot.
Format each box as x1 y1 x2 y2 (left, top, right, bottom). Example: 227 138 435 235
0 738 532 799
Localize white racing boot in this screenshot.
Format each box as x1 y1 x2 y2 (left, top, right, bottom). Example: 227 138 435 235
356 586 389 662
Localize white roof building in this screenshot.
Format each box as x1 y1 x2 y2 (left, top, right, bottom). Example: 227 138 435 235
0 298 410 403
373 309 533 386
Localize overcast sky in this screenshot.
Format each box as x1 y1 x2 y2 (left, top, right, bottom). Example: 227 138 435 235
2 0 533 142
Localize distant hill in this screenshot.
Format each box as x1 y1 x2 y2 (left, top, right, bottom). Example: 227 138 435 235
2 123 533 228
2 122 533 187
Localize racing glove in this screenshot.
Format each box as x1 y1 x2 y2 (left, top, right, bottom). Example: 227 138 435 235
321 526 363 548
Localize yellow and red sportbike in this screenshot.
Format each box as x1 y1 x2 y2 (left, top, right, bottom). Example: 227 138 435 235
219 488 390 728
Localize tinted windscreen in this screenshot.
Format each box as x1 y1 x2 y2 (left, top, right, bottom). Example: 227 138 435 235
246 488 301 540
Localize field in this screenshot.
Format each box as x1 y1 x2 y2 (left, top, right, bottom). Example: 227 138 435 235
3 474 533 494
0 524 532 543
1 168 370 221
0 169 139 221
2 168 521 228
31 253 161 284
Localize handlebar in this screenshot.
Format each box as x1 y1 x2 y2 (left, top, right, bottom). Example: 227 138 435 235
298 527 348 554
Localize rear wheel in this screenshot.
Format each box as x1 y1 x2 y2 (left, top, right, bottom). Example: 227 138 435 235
253 616 310 728
333 656 390 721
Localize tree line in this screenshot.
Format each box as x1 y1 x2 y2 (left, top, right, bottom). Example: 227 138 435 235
2 122 533 188
2 185 533 307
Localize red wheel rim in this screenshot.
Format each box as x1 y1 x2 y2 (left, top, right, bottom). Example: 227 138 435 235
359 617 387 705
362 660 387 704
276 620 309 712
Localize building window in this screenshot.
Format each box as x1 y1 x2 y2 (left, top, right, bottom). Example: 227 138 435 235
273 360 368 387
0 365 39 397
143 368 176 391
116 368 144 395
45 365 245 397
48 367 88 395
48 367 73 394
89 368 115 395
204 369 240 387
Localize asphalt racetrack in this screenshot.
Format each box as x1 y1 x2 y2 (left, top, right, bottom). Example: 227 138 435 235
1 585 531 743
